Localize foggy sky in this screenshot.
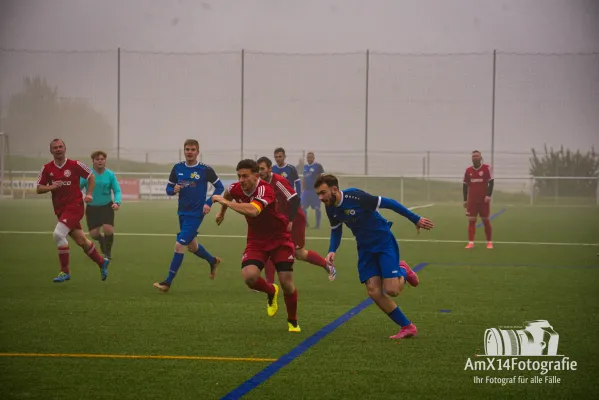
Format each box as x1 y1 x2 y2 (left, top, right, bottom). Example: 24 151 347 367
1 0 598 175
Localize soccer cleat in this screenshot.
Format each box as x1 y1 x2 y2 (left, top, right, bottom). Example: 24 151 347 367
209 257 222 280
465 242 474 249
153 281 171 292
267 284 280 317
53 272 71 283
400 261 419 287
487 242 493 249
389 323 418 340
288 320 301 333
100 258 109 281
326 262 337 281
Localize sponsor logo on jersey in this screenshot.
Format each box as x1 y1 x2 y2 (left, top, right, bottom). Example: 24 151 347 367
471 178 484 183
190 172 200 180
64 170 71 178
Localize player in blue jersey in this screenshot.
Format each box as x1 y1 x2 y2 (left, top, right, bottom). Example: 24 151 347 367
302 152 325 228
272 147 302 196
154 140 225 292
80 150 122 259
314 174 434 339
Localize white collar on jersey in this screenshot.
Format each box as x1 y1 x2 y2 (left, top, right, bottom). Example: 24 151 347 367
276 163 288 169
54 158 68 169
335 190 344 207
185 160 200 167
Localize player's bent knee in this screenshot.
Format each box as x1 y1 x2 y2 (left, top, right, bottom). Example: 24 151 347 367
468 217 477 222
53 223 70 247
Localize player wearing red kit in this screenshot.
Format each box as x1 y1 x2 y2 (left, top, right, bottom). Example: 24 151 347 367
257 157 336 283
212 159 301 333
36 139 110 282
463 150 494 249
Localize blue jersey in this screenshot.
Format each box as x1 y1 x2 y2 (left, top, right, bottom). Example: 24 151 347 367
303 162 324 191
272 163 301 196
167 161 224 217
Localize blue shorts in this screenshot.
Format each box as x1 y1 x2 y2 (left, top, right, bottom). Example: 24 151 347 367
301 190 321 209
357 236 406 283
177 215 203 245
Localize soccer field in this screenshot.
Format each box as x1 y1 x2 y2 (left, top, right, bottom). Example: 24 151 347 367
1 200 598 400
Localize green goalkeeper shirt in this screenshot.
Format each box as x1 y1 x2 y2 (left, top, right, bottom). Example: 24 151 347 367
80 168 122 206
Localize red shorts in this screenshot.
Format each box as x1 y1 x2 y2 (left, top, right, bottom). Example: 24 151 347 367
242 239 295 270
466 200 490 218
56 205 84 231
291 212 306 249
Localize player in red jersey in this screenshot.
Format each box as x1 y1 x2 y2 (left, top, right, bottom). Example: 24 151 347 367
257 157 336 283
36 139 110 282
212 159 301 333
463 150 494 249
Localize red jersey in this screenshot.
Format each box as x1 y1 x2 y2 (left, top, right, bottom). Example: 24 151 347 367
37 158 92 214
267 173 305 219
228 179 291 246
463 163 493 201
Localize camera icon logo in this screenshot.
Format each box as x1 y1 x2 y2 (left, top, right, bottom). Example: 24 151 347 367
484 320 559 356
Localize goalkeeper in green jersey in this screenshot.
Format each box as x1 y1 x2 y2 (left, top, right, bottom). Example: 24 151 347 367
80 151 122 259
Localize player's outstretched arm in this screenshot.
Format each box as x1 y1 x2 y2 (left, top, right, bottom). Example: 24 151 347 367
214 189 232 225
378 197 422 224
205 179 225 208
214 197 262 218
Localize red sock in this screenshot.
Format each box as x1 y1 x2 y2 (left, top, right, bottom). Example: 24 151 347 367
284 289 298 321
251 277 276 295
85 243 105 267
306 250 327 268
58 245 70 274
468 221 476 241
264 259 276 284
483 219 492 241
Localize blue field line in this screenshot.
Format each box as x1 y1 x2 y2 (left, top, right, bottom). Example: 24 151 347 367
428 262 599 269
476 208 506 228
220 262 429 400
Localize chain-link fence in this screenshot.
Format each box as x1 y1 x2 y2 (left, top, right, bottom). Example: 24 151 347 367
1 48 598 189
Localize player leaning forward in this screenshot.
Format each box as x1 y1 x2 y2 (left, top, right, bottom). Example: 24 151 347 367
212 159 301 333
315 174 434 339
36 139 110 283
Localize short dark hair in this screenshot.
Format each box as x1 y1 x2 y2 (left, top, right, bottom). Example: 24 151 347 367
274 147 285 155
184 139 199 149
91 150 107 160
236 159 259 173
314 173 338 189
257 156 273 168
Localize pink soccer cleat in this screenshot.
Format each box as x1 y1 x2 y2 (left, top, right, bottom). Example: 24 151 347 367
399 261 419 287
486 242 493 249
465 242 474 249
389 323 418 340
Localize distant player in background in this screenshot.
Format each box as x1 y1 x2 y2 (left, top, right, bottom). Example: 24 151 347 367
257 157 336 283
36 139 109 283
463 150 494 249
80 151 122 259
272 147 302 196
154 140 224 292
315 174 434 339
212 159 301 333
302 152 325 228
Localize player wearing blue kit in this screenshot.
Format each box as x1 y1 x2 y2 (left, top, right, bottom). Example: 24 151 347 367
272 147 302 196
302 152 325 228
314 174 434 340
154 140 225 292
80 150 122 259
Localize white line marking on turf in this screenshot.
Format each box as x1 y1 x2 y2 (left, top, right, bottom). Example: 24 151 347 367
0 231 596 247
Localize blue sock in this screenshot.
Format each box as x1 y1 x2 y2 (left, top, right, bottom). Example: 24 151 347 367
387 306 411 327
166 252 185 284
193 244 215 265
315 208 321 227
